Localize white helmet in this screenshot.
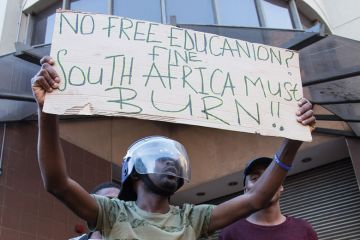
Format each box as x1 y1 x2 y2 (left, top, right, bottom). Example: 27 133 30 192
118 136 191 200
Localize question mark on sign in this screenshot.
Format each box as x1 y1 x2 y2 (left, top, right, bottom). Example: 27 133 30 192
285 50 295 68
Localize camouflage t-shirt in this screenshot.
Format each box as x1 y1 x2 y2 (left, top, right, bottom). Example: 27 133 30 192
91 195 215 240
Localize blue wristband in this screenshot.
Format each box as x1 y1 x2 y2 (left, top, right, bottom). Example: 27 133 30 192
274 154 291 171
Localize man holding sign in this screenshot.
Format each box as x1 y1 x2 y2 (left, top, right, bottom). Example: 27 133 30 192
31 56 315 239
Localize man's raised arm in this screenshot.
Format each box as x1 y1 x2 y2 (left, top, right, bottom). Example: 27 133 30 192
208 99 315 232
32 56 99 227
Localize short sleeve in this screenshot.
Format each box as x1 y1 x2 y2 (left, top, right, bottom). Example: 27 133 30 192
89 195 126 235
306 223 318 240
188 204 215 238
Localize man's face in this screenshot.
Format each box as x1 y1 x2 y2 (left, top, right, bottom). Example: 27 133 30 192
148 157 181 194
245 164 283 203
154 157 181 176
96 187 120 199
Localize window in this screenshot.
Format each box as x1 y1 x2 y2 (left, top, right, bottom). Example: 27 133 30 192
215 0 260 27
166 0 215 25
114 0 162 23
70 0 108 14
31 1 62 45
29 0 304 46
261 0 294 29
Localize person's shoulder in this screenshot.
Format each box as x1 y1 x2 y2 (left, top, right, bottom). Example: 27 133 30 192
219 218 247 237
286 216 316 230
172 203 215 216
170 203 194 214
287 216 312 225
92 194 128 210
222 218 247 229
92 194 124 203
287 216 318 239
181 203 215 211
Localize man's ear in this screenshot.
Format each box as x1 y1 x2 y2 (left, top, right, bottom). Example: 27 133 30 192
280 185 284 192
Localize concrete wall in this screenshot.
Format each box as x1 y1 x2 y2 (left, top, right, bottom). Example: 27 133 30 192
302 0 360 41
0 1 7 41
0 0 58 55
23 0 40 10
0 0 23 55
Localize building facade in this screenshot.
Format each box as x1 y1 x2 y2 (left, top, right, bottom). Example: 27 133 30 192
0 0 359 239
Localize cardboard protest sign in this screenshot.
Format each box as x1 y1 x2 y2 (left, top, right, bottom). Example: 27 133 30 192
44 10 312 141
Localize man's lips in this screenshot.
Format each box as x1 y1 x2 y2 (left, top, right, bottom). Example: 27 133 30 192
163 167 178 176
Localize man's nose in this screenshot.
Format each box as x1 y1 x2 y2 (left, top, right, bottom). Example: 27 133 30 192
164 159 175 166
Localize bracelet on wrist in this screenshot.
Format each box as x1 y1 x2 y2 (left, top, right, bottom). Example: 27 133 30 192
274 154 292 171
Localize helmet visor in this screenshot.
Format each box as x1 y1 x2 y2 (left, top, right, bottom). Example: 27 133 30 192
127 137 191 181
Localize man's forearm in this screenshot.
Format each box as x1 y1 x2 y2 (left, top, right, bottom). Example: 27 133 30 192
249 138 302 208
276 139 302 166
38 111 68 190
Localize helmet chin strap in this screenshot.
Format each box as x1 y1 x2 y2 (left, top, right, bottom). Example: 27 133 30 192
140 174 179 197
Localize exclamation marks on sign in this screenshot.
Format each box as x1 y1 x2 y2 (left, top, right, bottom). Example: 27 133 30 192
271 101 284 131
